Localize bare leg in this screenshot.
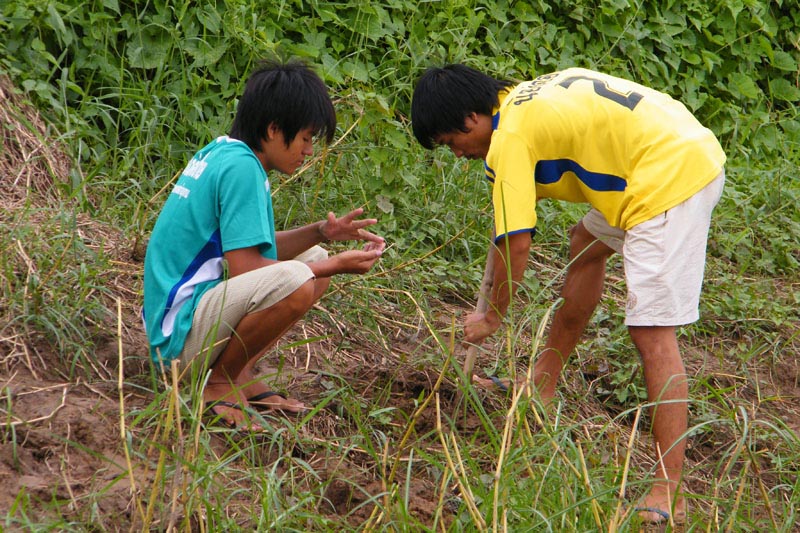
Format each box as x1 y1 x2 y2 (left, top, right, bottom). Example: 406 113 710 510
235 276 332 411
204 278 316 427
629 325 688 522
532 222 614 401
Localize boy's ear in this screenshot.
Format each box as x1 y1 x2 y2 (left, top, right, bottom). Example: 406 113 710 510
266 122 280 140
463 112 479 131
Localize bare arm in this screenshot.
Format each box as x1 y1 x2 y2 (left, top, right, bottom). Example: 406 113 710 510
225 241 385 280
487 231 532 323
276 207 384 260
274 222 329 261
464 231 532 344
224 246 278 278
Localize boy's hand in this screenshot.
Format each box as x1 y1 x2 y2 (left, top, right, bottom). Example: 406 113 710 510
319 208 385 244
464 312 501 344
333 242 385 274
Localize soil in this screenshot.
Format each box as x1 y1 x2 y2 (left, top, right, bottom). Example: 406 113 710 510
2 284 798 530
1 74 798 531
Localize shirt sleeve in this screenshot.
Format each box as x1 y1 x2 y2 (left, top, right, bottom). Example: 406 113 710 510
488 130 539 240
216 154 275 254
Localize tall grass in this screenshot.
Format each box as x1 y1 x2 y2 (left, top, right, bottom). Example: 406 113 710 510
1 0 798 530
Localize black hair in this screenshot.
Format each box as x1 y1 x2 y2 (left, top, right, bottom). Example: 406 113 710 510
229 59 336 152
411 64 513 150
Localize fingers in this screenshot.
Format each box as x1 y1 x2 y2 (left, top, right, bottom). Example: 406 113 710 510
344 207 364 220
334 247 384 274
463 312 496 344
351 254 381 273
354 219 379 229
336 207 365 224
323 208 384 243
357 228 385 244
363 240 386 253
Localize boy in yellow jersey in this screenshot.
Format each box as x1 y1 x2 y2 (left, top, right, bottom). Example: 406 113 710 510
411 64 726 525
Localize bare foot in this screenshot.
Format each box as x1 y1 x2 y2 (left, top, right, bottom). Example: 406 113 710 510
472 375 510 391
637 484 686 524
245 389 308 414
203 383 262 430
471 375 556 405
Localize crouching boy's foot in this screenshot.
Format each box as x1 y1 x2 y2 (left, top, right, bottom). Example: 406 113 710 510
472 374 511 393
203 385 263 430
247 390 309 414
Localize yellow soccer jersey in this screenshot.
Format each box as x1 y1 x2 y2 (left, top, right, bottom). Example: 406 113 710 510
486 67 726 240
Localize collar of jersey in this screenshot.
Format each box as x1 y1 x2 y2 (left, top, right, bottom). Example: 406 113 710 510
492 89 511 130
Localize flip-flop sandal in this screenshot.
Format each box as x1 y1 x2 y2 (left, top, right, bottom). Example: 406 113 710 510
471 375 511 394
247 391 308 414
634 506 672 524
489 375 510 392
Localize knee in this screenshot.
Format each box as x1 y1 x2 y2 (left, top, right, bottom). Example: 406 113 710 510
314 276 331 300
284 279 316 315
568 222 613 263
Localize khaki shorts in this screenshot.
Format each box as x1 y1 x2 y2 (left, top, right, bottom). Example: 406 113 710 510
179 246 327 370
582 172 725 326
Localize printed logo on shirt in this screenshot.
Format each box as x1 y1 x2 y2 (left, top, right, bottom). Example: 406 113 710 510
183 157 208 180
512 72 559 105
172 184 190 199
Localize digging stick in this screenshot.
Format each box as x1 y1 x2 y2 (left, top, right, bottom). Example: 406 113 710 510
457 244 495 403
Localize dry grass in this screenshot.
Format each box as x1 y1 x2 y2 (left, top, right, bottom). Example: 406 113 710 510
0 75 69 205
0 75 144 379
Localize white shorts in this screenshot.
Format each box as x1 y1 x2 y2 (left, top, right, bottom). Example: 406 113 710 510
582 172 725 326
179 246 327 370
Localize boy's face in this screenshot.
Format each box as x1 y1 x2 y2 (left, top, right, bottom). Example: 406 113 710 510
434 112 493 160
260 125 315 174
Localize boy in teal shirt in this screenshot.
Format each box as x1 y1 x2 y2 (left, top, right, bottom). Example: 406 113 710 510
144 59 385 429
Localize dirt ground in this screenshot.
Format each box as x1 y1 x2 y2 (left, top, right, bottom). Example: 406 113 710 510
2 301 799 530
0 297 490 527
1 75 798 530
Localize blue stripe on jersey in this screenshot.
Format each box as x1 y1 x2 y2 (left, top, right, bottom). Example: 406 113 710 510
495 227 537 243
535 159 627 191
484 161 496 182
162 229 223 321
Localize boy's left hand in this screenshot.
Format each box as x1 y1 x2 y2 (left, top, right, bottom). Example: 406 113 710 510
320 208 385 244
464 312 501 344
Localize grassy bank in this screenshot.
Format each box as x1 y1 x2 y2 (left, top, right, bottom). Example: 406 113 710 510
1 0 798 530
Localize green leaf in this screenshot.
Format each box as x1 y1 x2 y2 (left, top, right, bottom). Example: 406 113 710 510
342 60 369 83
286 42 320 59
46 3 71 46
126 26 172 69
102 0 120 14
771 50 798 72
769 78 800 102
185 38 229 67
728 72 761 99
196 7 222 33
683 51 702 65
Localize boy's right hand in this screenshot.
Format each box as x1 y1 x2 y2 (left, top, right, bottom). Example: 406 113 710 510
333 241 385 274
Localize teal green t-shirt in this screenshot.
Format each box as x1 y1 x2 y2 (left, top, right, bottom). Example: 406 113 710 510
143 136 277 364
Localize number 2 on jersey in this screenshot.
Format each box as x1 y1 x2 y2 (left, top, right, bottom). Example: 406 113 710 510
558 75 644 111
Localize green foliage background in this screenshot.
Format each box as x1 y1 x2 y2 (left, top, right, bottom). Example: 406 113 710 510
1 0 798 361
3 0 798 196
